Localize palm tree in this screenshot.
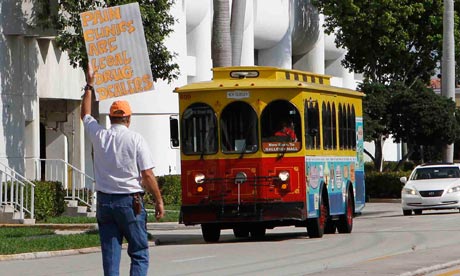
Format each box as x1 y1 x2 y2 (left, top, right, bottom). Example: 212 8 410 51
212 0 232 67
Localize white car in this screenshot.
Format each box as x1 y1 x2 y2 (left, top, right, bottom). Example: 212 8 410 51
400 163 460 216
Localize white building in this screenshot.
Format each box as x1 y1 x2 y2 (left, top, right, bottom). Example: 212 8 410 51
1 0 391 183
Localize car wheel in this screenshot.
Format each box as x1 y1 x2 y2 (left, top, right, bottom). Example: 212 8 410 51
403 210 412 216
201 223 221 243
413 210 422 215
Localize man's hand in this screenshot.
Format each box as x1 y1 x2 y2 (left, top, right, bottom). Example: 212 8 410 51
81 64 96 120
86 63 95 86
141 169 165 221
155 201 165 220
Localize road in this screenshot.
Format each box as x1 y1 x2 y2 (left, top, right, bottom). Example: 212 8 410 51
2 202 460 275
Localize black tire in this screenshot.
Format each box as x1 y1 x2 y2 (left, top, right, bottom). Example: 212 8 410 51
413 210 422 215
307 192 327 238
324 219 336 234
233 227 250 238
337 191 353 234
250 226 266 240
201 224 221 243
403 210 412 216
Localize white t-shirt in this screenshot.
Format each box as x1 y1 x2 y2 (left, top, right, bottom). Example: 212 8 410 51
83 114 155 194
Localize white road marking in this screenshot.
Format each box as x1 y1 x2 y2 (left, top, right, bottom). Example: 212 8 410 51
172 255 216 263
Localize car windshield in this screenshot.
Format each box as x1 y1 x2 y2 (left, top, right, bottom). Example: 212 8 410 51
412 167 460 180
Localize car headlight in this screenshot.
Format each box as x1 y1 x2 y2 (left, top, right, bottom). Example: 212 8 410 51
447 185 460 193
402 187 418 195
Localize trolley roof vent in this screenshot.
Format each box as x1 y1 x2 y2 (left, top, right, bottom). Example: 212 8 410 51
230 70 259 79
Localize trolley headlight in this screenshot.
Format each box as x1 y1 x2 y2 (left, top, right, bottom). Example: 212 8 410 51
195 173 205 184
278 171 290 182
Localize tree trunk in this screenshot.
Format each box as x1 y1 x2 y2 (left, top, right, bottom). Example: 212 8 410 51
231 0 246 66
212 0 232 67
374 136 384 172
394 145 415 171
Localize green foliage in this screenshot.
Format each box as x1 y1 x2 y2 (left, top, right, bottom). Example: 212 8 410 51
35 0 179 83
387 81 459 147
149 175 181 206
32 181 66 221
313 0 456 85
365 171 409 199
361 81 391 142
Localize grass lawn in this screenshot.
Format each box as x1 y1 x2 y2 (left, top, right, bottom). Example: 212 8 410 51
41 205 180 224
0 205 181 255
0 227 101 255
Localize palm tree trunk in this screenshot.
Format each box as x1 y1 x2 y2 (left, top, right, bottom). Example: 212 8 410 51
212 0 232 67
231 0 246 66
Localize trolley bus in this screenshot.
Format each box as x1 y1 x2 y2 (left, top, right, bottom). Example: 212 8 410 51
172 66 365 242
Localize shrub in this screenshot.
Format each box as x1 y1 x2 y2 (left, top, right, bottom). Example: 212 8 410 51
32 181 66 221
144 175 181 206
365 171 410 199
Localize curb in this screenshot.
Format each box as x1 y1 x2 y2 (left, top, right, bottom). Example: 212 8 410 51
368 198 401 203
0 240 159 262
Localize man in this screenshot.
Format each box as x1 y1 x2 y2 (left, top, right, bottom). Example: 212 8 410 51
81 65 164 276
274 121 297 142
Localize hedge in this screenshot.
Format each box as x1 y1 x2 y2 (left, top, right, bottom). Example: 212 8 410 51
32 181 66 221
144 175 182 206
365 171 410 199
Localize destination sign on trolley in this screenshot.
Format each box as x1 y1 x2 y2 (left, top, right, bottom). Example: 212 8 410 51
262 142 301 152
227 90 250 99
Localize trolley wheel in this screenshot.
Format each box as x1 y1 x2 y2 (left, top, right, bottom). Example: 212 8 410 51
337 192 353 234
307 193 327 238
233 227 250 238
403 210 412 216
250 226 266 240
324 219 336 234
201 223 221 243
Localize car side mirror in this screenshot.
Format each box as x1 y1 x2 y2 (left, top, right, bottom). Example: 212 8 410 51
400 176 407 184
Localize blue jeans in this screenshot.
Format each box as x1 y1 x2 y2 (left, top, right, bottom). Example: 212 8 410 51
96 192 149 276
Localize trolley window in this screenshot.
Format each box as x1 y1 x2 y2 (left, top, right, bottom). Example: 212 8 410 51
221 101 258 154
181 103 218 155
305 100 320 149
261 99 301 153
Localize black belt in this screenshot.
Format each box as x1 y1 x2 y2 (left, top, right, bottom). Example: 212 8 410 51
97 191 144 197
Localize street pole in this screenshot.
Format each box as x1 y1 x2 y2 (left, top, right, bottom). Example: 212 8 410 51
442 0 455 163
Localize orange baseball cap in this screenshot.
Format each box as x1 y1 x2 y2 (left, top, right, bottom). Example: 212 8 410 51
110 100 132 117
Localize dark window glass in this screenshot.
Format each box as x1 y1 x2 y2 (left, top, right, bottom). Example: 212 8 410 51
261 99 301 153
350 105 356 149
181 103 218 155
305 100 320 149
220 101 258 153
331 103 337 149
322 102 331 149
338 104 345 149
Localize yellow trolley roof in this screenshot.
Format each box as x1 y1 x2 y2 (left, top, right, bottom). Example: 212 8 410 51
174 66 364 98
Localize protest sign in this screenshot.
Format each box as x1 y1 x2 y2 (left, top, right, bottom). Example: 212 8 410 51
80 3 154 101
